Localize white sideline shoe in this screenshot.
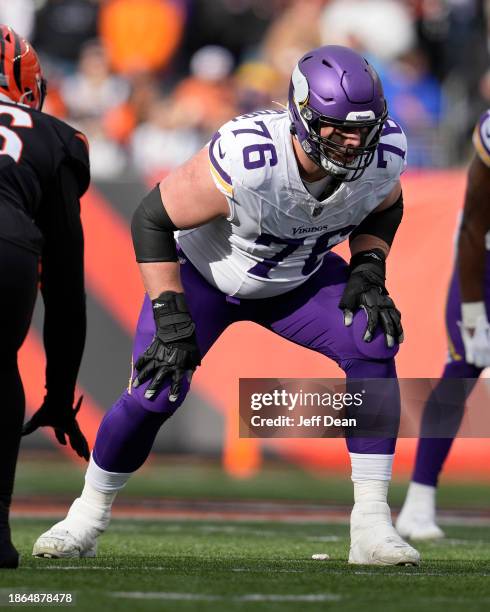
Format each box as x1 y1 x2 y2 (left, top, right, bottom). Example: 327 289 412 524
32 520 99 558
396 506 445 541
396 482 445 541
349 501 420 565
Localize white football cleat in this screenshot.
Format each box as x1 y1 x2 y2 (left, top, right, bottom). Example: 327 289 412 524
32 520 99 558
395 511 445 541
396 482 445 541
32 494 111 559
396 505 445 540
349 501 420 565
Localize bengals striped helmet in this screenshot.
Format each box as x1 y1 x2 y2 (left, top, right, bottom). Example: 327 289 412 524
0 25 46 110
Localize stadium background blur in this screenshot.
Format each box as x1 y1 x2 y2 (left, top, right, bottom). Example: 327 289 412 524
10 0 489 494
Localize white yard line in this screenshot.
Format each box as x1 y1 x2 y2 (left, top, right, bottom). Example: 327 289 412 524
231 568 306 573
237 594 341 602
109 591 342 602
12 506 490 526
34 566 490 578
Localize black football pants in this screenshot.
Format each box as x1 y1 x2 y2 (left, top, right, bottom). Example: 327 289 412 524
0 239 38 524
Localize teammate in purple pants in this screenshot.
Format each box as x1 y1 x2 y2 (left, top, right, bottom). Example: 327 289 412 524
397 110 490 540
34 45 419 565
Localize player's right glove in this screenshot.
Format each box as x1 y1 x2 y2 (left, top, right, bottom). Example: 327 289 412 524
133 291 201 401
339 249 403 348
22 396 90 460
459 302 490 367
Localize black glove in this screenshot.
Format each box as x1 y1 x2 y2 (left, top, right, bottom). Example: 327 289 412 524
133 291 201 401
22 396 90 461
339 249 403 348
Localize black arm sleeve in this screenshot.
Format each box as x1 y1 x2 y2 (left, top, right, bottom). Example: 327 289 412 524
66 131 90 197
131 185 178 263
37 163 86 406
350 191 403 247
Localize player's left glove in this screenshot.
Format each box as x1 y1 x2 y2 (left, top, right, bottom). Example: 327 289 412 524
339 249 403 348
22 396 89 460
133 291 201 401
459 302 490 367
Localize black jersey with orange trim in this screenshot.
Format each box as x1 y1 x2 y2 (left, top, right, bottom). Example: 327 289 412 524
0 100 90 254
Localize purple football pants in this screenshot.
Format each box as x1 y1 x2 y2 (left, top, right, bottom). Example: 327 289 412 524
413 260 488 486
93 251 400 473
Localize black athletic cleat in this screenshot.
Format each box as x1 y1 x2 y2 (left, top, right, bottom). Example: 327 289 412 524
0 536 19 569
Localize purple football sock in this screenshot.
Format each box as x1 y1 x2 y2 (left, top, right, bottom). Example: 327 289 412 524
412 361 478 486
93 391 169 473
343 357 399 455
412 438 455 487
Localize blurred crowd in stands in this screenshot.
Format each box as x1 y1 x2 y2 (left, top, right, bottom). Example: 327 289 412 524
2 0 488 181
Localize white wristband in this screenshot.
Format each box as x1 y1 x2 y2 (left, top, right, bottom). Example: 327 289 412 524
461 301 487 328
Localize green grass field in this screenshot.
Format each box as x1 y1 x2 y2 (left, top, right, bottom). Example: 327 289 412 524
1 519 489 612
2 456 489 611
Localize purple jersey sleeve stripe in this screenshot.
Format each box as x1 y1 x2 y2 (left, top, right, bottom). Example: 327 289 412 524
209 131 233 187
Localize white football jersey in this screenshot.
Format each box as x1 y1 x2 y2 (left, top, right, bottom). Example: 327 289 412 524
177 110 407 298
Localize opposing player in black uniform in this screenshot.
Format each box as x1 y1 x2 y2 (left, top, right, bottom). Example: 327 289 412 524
0 25 90 569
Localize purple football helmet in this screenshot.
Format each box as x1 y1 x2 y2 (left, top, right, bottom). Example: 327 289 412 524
288 45 388 181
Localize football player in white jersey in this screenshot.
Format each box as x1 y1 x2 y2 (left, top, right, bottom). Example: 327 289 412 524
33 46 419 565
397 111 490 540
